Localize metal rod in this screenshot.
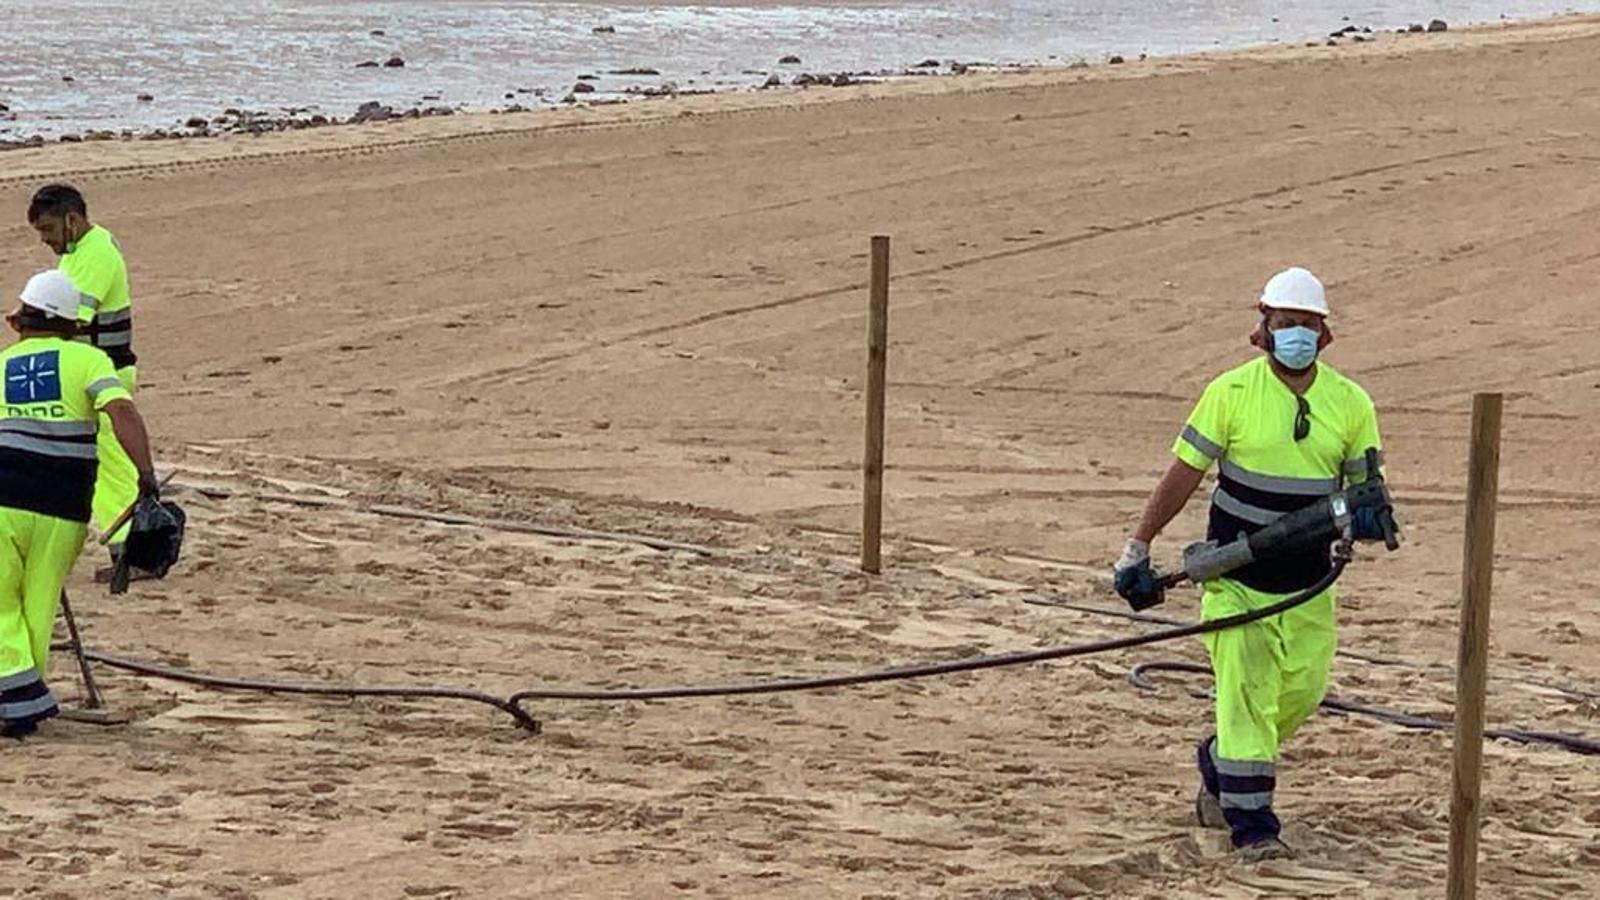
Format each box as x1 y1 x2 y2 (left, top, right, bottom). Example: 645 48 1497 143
58 591 104 709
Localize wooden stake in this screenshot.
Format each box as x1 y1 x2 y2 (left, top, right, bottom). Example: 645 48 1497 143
861 235 890 574
1448 392 1503 900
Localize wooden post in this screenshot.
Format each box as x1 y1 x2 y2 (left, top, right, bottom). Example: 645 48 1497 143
1448 392 1503 900
861 235 890 574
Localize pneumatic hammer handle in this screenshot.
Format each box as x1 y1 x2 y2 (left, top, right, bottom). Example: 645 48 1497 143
1379 508 1400 551
1363 446 1401 551
1156 570 1190 591
1124 569 1190 611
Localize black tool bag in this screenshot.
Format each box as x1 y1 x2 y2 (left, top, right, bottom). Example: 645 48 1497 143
109 498 186 595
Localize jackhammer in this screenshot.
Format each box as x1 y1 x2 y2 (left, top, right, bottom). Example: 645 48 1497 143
1130 447 1400 610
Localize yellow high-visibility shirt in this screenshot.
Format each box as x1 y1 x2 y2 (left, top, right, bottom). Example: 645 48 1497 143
1172 356 1383 593
59 225 135 370
0 337 130 523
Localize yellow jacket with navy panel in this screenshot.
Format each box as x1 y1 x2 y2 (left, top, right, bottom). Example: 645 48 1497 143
0 336 131 522
1172 356 1382 594
59 224 136 371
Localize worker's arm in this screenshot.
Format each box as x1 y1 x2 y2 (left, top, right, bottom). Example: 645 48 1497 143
1343 389 1385 485
1113 458 1206 607
61 251 114 322
1114 456 1207 587
1131 459 1207 543
102 398 157 489
1114 377 1228 602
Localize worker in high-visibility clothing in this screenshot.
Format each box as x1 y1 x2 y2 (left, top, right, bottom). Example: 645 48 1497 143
27 184 140 558
0 270 158 739
1113 267 1384 860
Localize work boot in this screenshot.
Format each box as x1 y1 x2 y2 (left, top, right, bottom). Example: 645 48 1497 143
1195 786 1228 829
1194 735 1227 828
1234 836 1295 862
1 719 40 741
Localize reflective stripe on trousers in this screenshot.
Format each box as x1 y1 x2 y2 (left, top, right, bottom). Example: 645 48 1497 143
1199 577 1337 847
0 506 86 726
1197 735 1281 848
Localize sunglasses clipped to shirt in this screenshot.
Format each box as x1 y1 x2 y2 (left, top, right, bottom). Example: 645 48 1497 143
1294 396 1312 441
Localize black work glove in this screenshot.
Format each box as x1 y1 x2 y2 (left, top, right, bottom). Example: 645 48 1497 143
1351 506 1397 543
1113 557 1163 611
137 470 161 500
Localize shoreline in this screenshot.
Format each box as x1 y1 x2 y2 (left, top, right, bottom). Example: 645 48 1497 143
5 11 1600 167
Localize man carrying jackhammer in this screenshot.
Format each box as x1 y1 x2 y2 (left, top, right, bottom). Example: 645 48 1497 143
27 184 141 564
1112 267 1385 860
0 270 159 739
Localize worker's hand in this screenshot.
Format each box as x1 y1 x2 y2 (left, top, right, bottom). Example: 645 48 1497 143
1113 538 1150 574
1114 558 1162 610
1351 506 1390 541
1112 539 1162 610
1351 506 1400 547
1350 507 1380 540
137 470 161 501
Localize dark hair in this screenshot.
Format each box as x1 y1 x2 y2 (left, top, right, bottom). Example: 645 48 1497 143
11 307 79 336
27 184 87 223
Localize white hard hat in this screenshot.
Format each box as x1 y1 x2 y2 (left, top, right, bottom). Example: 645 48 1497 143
18 270 81 321
1259 267 1329 316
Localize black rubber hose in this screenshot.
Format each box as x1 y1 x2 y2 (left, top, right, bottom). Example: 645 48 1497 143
1025 598 1418 665
1128 660 1600 756
80 649 541 732
60 565 1340 731
506 559 1347 703
1036 597 1600 700
67 545 1600 755
65 555 1347 727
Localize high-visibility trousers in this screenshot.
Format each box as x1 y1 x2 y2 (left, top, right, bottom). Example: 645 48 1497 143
1198 577 1337 846
92 364 138 549
0 506 87 728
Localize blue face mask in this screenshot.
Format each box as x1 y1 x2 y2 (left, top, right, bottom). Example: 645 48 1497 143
1270 326 1320 371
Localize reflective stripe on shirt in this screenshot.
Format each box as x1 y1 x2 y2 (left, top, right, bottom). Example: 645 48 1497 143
1218 459 1338 496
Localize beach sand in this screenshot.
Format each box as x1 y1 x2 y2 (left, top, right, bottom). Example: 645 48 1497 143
1 15 1598 898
